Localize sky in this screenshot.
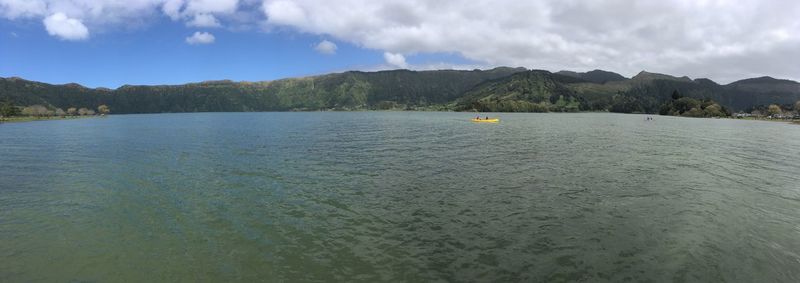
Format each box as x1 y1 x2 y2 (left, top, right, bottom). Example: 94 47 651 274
0 0 798 88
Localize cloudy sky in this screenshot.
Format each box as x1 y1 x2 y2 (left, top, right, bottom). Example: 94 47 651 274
1 0 798 87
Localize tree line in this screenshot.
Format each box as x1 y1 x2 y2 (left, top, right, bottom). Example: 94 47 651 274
656 90 730 117
746 101 800 118
2 69 799 116
0 101 110 119
0 68 525 114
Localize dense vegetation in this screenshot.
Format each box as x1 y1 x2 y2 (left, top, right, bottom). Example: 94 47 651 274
0 68 524 114
1 67 799 118
555 69 628 84
746 102 800 118
455 70 797 118
0 100 109 121
456 70 588 112
658 91 730 117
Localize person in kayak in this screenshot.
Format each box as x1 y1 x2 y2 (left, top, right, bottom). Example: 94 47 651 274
485 116 489 120
476 116 481 120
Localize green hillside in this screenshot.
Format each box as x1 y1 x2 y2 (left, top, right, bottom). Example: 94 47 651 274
0 67 525 113
455 70 800 114
1 67 798 115
556 69 628 84
456 70 587 112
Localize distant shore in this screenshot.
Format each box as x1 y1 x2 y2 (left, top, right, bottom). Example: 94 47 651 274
726 116 799 125
2 112 798 126
0 116 97 123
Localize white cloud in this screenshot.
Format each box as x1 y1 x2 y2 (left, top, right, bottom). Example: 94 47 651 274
314 40 337 54
262 0 305 26
185 0 238 14
1 0 241 38
0 0 46 19
167 0 239 27
187 13 220 27
383 52 407 68
1 0 799 82
43 12 89 41
162 0 184 20
261 0 800 83
186 31 215 44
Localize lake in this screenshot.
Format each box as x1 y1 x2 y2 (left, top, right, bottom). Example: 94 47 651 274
1 112 799 282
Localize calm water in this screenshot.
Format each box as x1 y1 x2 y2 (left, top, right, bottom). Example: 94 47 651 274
1 112 799 282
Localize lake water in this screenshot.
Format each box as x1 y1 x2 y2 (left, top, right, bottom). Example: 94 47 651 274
1 112 799 282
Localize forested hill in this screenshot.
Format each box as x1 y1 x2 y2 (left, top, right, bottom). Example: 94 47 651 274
2 67 799 114
457 70 800 113
0 67 525 113
555 69 627 84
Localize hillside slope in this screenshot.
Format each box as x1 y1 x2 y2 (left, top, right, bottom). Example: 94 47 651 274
457 70 800 113
0 67 525 113
2 67 798 114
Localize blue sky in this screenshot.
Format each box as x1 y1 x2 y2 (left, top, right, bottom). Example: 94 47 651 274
0 16 473 88
1 0 798 87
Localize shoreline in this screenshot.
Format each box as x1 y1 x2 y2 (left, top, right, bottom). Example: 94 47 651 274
2 112 798 126
0 116 98 123
726 116 800 125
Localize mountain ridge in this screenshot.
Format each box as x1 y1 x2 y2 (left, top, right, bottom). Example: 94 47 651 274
2 68 799 114
555 69 628 84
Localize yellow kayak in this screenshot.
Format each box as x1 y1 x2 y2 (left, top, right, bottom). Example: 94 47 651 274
471 118 499 123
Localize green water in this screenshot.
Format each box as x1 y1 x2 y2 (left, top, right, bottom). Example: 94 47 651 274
1 112 799 282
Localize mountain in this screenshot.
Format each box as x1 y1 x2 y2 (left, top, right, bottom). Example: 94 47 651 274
693 78 719 87
1 67 799 114
0 67 526 113
631 71 693 83
457 69 687 113
457 69 800 113
718 77 800 110
556 69 628 84
727 76 800 93
457 70 587 112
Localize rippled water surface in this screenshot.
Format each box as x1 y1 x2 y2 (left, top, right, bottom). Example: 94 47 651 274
1 112 799 282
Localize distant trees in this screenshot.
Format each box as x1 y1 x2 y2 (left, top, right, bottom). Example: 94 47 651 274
658 91 729 117
1 100 20 117
609 94 646 113
745 103 799 119
21 105 51 117
1 104 107 120
374 101 399 110
551 95 582 112
97 105 110 115
1 70 797 118
767 104 782 116
671 90 682 100
672 97 700 114
77 108 95 116
682 107 706 117
459 71 590 113
703 103 725 117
